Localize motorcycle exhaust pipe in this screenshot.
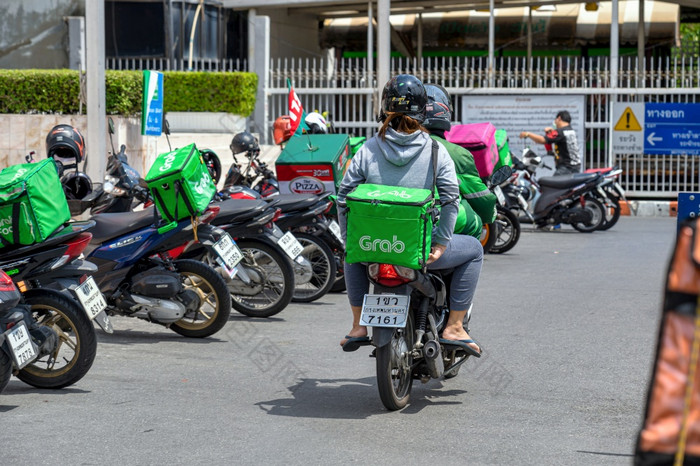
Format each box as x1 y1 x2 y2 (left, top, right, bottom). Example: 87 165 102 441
423 339 444 379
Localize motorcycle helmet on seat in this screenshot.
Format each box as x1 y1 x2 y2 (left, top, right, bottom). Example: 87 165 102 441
304 112 328 134
273 115 293 145
423 83 453 132
61 172 93 200
230 131 259 155
46 124 85 162
378 74 428 123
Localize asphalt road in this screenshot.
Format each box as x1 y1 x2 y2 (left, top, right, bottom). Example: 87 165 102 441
1 217 677 465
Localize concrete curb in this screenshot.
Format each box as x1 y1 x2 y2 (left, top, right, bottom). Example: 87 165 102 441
620 200 677 217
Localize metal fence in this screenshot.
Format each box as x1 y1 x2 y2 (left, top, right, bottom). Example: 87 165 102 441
108 54 700 198
269 55 700 198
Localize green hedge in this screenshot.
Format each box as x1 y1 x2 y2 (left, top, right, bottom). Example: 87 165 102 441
0 69 257 116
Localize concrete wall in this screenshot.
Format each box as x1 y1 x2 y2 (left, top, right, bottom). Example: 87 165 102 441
0 113 279 190
255 8 323 60
0 0 82 69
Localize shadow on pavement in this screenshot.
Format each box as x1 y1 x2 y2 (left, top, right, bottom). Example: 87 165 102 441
255 376 468 419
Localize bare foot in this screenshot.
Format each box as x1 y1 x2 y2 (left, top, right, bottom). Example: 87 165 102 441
441 324 481 354
340 326 367 347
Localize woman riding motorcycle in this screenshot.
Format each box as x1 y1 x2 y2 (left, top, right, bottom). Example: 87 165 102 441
336 74 484 355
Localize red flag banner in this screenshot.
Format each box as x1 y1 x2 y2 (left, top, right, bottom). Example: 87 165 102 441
287 78 304 135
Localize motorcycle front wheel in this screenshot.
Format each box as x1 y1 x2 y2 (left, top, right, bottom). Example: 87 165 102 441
19 292 97 389
171 259 232 337
376 312 415 411
0 347 12 393
292 233 337 303
490 206 521 254
480 222 498 253
216 240 294 318
571 197 606 233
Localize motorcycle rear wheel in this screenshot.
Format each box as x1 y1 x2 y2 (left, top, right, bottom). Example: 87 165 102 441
490 206 521 254
376 313 415 411
571 197 606 233
218 241 294 318
292 233 337 303
19 292 97 389
596 191 621 231
171 259 232 337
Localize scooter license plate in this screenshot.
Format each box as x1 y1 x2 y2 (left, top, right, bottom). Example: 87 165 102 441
4 321 38 369
493 185 506 206
328 219 343 244
213 233 243 270
360 294 410 328
74 276 107 321
278 231 304 259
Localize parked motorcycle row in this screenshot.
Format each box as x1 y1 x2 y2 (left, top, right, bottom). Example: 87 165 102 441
0 118 626 413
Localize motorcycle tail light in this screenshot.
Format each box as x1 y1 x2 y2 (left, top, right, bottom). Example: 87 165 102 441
368 263 416 287
272 208 282 223
0 270 16 292
51 233 93 270
322 201 334 214
200 205 220 224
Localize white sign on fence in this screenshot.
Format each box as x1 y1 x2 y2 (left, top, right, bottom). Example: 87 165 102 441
460 95 586 165
612 102 645 155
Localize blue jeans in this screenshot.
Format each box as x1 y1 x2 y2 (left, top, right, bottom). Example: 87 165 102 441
344 234 483 310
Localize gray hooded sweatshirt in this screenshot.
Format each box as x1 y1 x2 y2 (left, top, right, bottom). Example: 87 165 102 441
337 127 460 246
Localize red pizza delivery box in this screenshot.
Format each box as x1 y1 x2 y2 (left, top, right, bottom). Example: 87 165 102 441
275 134 351 195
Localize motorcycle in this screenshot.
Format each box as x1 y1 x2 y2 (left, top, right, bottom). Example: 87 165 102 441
486 166 521 254
343 166 513 411
220 152 341 302
582 166 626 231
0 220 111 388
177 197 299 318
0 269 57 393
506 150 606 232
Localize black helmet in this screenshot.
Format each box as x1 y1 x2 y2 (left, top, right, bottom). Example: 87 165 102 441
379 74 428 123
46 124 85 162
61 172 92 200
424 83 453 132
230 131 259 155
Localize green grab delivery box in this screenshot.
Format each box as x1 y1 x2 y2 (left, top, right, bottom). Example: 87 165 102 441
276 134 351 195
344 183 436 270
494 129 513 172
0 158 70 248
145 143 216 232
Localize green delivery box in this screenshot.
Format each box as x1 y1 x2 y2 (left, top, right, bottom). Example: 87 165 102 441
345 184 436 270
145 143 216 233
0 158 70 248
276 134 351 195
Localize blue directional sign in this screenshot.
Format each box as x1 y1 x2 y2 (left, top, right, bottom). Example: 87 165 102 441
644 103 700 155
141 70 163 136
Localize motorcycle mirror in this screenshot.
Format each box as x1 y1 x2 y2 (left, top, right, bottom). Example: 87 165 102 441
107 117 116 155
490 165 513 187
163 118 172 152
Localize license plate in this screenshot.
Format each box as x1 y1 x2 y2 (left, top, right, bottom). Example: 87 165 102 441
4 322 38 369
328 219 343 244
278 231 303 259
493 185 506 206
360 294 410 328
74 276 107 321
213 233 243 270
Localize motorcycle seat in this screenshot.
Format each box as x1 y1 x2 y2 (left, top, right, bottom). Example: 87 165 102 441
90 208 156 244
214 198 270 225
266 193 330 212
538 172 598 189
